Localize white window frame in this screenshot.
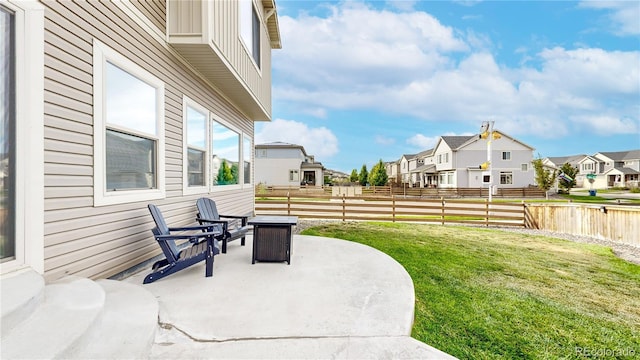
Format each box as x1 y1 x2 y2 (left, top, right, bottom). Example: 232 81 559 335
182 96 210 195
521 163 528 172
93 39 166 206
502 151 511 161
243 135 252 185
210 114 253 192
0 0 45 274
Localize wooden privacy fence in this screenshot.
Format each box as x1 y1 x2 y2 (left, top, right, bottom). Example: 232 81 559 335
255 194 526 227
525 203 640 247
255 185 546 198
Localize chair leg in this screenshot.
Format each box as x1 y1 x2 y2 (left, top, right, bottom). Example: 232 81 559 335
221 238 228 253
205 240 214 277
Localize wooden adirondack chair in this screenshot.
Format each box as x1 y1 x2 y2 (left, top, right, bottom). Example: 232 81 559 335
144 204 221 284
195 197 250 253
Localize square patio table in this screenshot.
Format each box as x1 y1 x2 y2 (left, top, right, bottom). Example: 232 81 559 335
248 216 298 265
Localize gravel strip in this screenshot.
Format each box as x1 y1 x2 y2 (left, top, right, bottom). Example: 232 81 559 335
294 219 640 265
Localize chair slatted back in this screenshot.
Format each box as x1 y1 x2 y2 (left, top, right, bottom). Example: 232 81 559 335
148 204 180 262
196 198 224 234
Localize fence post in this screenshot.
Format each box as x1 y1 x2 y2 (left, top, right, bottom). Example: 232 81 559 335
287 192 291 216
342 194 346 222
392 196 396 222
485 198 489 227
441 197 445 225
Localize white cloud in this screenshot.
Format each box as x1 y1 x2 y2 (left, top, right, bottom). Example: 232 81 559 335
579 1 640 36
407 134 439 148
273 2 640 140
255 119 339 159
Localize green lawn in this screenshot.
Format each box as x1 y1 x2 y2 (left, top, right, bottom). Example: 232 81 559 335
301 222 640 359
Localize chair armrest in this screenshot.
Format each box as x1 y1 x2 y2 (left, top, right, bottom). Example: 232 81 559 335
154 231 220 242
219 215 248 227
219 214 249 220
195 218 229 233
168 224 218 232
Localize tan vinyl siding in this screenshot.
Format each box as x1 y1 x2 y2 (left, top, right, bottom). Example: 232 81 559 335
210 0 272 111
42 0 255 282
131 0 166 33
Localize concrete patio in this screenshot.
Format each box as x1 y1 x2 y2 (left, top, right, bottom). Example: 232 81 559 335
124 234 456 359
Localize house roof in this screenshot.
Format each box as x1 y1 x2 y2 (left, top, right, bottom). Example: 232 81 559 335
441 136 476 150
256 141 309 156
262 0 282 49
604 166 640 175
411 164 436 173
596 150 640 161
546 154 586 167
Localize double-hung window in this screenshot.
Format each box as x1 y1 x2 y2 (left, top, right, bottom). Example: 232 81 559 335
240 0 260 69
502 151 511 161
93 40 165 206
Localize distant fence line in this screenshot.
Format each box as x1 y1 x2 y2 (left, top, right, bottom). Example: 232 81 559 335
255 185 546 198
254 193 640 248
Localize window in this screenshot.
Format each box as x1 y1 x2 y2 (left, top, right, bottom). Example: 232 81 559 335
582 163 594 171
502 151 511 160
1 1 44 273
521 163 528 171
289 170 299 182
93 40 165 205
240 0 260 68
243 137 251 184
212 120 240 186
1 5 16 263
437 154 442 164
445 153 449 163
184 99 208 189
500 172 513 185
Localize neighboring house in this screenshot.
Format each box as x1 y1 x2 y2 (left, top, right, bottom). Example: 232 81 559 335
542 154 584 191
593 150 640 189
388 131 535 189
542 149 640 190
385 160 401 185
1 0 281 281
398 154 416 185
255 142 324 187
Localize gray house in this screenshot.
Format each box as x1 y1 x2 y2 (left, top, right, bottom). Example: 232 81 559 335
255 142 324 187
389 131 535 190
1 0 281 282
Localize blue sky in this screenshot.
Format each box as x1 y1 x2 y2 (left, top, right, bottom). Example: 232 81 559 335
255 0 640 173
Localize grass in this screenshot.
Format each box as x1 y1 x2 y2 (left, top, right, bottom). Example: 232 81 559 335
301 222 640 359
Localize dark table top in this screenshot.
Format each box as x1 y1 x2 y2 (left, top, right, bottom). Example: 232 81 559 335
248 216 298 226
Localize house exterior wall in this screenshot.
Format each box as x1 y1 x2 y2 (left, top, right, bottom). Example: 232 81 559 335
254 147 305 186
441 136 534 189
167 0 274 120
35 0 269 281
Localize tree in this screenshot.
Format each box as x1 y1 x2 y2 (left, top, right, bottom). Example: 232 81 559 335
358 164 369 186
558 163 578 194
368 159 389 186
349 169 359 183
217 160 235 185
532 157 557 200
